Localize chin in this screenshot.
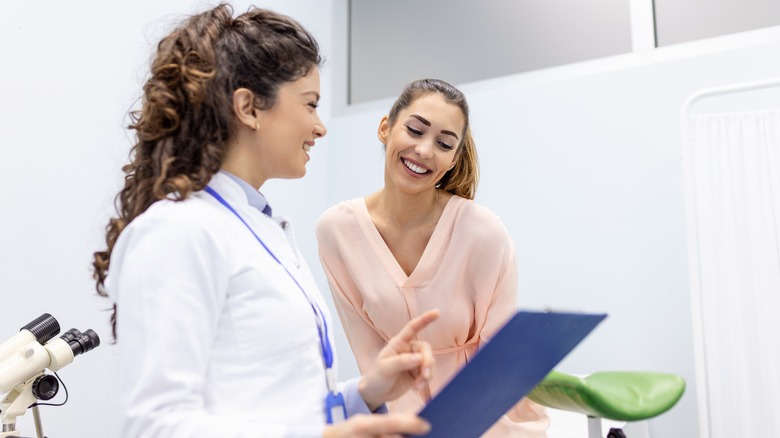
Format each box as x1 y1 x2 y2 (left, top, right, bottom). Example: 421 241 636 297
276 168 307 180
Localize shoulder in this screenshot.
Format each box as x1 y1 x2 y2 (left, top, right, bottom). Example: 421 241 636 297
315 198 361 240
452 197 513 246
107 195 231 297
139 194 223 228
119 194 227 250
455 198 502 223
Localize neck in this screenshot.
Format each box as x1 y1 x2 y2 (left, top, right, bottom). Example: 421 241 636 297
375 181 441 228
221 139 266 190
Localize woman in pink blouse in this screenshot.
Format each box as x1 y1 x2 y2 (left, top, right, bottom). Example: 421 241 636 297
316 79 549 437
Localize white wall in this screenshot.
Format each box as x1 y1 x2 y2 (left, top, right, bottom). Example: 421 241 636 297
0 1 331 436
3 1 780 437
324 8 780 437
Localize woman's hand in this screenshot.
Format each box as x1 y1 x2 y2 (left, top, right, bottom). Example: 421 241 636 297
357 309 440 410
323 413 430 438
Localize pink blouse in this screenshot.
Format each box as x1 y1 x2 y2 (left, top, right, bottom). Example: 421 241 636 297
316 196 549 437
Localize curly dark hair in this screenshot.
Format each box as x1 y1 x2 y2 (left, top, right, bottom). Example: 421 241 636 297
93 4 321 338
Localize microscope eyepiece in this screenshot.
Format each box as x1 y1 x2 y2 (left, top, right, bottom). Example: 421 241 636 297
59 328 82 344
66 329 100 357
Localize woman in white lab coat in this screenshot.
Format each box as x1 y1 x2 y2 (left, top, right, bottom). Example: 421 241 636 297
92 5 436 437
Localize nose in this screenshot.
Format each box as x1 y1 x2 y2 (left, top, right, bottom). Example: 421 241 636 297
414 138 434 159
314 114 327 138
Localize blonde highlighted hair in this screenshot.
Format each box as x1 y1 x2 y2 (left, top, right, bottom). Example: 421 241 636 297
386 78 479 200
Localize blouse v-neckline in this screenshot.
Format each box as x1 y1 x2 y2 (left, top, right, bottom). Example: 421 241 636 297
352 196 463 287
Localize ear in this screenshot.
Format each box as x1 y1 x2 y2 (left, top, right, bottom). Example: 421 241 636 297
377 115 390 144
232 88 258 130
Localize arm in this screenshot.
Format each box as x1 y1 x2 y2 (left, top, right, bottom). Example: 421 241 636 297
111 216 297 438
324 413 429 438
315 219 387 374
323 310 439 438
322 254 387 372
479 227 550 433
479 239 520 342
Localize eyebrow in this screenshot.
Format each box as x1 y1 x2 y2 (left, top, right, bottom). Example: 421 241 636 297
410 114 459 140
302 91 320 101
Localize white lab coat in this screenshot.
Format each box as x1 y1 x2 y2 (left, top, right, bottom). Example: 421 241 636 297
106 172 354 437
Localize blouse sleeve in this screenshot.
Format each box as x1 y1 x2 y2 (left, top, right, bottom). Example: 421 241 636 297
480 236 520 341
477 215 551 436
316 212 387 374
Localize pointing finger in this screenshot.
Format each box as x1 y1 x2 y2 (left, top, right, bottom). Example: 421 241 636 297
388 309 440 348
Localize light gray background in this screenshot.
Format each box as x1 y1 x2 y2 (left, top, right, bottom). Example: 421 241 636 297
349 0 632 103
1 0 780 436
655 0 780 46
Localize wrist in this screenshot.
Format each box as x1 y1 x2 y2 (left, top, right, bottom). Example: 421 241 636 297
357 377 383 412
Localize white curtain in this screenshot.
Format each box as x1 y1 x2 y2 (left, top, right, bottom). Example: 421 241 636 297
684 110 780 437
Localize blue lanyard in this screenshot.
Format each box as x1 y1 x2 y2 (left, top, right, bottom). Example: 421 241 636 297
205 186 347 423
204 186 335 369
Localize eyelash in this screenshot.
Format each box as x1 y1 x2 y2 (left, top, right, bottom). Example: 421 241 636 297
308 103 319 109
405 125 453 150
406 125 422 136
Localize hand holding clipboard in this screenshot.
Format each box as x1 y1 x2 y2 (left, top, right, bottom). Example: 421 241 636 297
412 310 607 437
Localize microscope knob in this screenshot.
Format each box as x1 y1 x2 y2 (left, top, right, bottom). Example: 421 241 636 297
31 374 59 400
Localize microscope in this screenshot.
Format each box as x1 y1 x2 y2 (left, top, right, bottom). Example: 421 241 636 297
0 314 100 438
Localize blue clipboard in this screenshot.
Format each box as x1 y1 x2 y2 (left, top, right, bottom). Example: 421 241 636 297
412 310 606 437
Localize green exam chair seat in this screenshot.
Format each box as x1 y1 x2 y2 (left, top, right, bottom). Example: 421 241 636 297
528 370 685 437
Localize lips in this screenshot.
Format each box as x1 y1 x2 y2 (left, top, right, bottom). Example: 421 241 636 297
402 158 430 175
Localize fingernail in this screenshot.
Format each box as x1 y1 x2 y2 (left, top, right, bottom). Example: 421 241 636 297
424 367 432 379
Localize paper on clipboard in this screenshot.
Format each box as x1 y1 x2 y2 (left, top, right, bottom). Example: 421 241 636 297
412 310 606 438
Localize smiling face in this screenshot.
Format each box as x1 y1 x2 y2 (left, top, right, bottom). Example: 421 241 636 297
379 93 465 195
253 68 327 182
